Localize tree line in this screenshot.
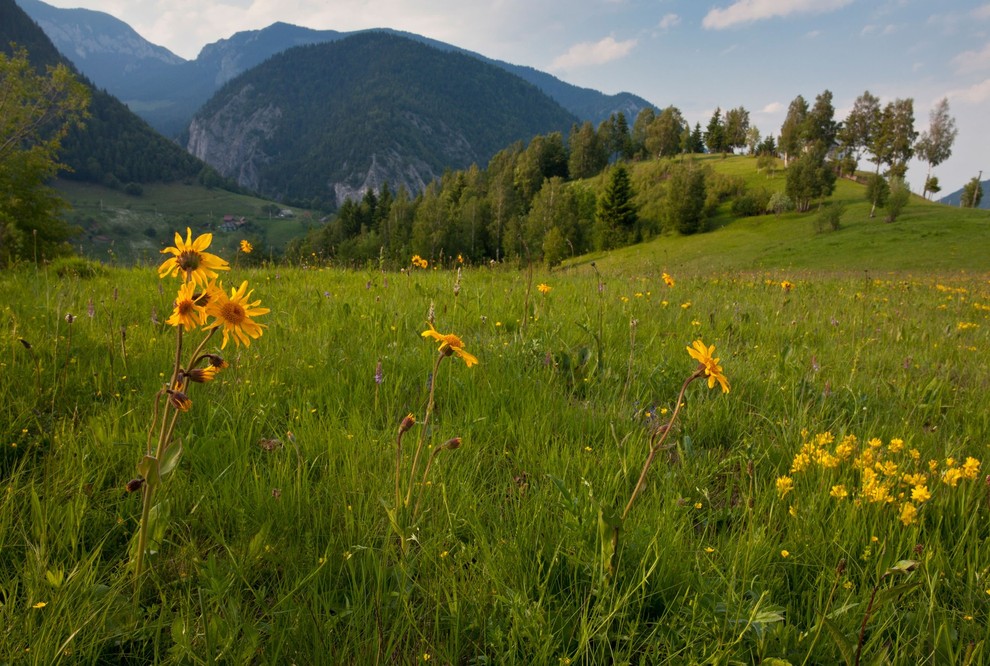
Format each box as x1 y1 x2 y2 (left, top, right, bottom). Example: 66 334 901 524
287 86 966 266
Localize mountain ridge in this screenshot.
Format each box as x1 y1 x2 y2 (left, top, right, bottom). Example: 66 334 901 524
16 0 656 137
185 32 580 205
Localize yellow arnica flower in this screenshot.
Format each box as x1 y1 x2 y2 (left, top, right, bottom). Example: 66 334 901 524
205 281 269 349
537 283 552 294
781 280 794 292
166 281 208 331
240 239 253 254
159 228 230 286
686 339 730 393
662 272 675 287
421 322 478 367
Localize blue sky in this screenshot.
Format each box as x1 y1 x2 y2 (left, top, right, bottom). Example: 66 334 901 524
42 0 990 194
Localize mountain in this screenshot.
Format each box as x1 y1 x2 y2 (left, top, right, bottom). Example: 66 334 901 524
1 0 211 187
939 179 989 209
185 32 579 206
16 0 655 137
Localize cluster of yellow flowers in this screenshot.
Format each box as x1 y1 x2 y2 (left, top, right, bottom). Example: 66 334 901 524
160 228 269 349
777 430 982 526
411 254 429 269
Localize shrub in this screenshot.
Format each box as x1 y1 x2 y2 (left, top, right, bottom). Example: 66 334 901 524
885 178 910 223
49 256 107 279
731 188 771 217
814 202 845 233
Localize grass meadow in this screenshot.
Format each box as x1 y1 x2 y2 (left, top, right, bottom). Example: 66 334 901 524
1 214 989 663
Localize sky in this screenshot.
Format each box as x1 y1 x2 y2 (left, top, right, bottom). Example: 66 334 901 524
40 0 990 195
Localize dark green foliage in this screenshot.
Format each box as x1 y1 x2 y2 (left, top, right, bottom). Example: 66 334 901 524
813 202 845 233
0 0 212 187
568 121 608 180
785 149 836 212
960 177 983 208
884 178 910 222
594 164 637 249
663 162 707 235
865 174 889 213
731 188 771 217
195 32 577 205
705 108 727 155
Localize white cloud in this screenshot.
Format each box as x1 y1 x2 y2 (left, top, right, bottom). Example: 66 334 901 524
974 4 990 20
548 36 637 71
945 77 990 104
804 29 821 38
702 0 854 30
952 43 990 74
658 13 680 30
760 101 783 114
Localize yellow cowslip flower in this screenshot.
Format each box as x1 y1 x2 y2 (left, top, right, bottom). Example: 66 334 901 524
662 272 675 287
537 283 552 295
962 457 981 480
899 502 917 526
421 322 478 368
165 281 208 331
158 228 230 286
240 239 253 254
204 281 269 349
868 437 883 449
830 484 849 500
911 485 931 503
888 438 905 453
902 472 927 487
686 339 730 393
775 476 794 498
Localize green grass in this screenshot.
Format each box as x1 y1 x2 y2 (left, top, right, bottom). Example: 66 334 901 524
54 180 314 264
3 160 989 662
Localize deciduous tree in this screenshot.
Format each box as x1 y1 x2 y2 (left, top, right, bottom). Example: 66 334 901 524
915 98 957 199
0 47 89 266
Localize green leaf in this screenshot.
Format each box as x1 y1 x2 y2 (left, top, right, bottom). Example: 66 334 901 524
872 580 922 609
137 455 161 490
821 616 855 666
159 441 183 477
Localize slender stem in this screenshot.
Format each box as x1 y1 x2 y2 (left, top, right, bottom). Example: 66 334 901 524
621 369 702 522
405 352 445 507
133 482 154 598
413 447 443 519
854 584 880 666
394 429 406 511
145 390 164 457
802 561 844 666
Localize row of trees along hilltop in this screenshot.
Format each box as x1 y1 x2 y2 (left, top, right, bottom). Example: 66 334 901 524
288 88 964 267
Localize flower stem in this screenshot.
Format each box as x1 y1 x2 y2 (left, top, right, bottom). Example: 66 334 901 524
621 369 702 522
405 352 444 507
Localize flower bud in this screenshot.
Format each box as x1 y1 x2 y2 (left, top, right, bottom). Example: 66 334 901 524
399 413 416 434
443 437 462 451
125 478 145 493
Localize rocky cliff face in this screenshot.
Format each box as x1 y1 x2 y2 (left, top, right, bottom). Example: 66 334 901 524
186 86 281 193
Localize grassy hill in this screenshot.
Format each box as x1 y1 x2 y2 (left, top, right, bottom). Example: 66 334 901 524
54 153 990 271
55 180 314 263
588 154 990 275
